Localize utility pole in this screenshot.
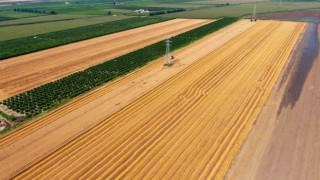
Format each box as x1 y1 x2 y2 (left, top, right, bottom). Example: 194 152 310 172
164 38 173 66
251 3 257 22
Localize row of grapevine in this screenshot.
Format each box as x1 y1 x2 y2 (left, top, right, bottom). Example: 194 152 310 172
0 16 16 22
1 17 238 119
0 17 171 60
150 9 186 16
0 18 77 28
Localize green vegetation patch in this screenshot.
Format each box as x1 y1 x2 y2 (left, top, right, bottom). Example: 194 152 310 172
162 2 320 19
0 16 16 22
1 17 238 119
0 10 43 18
0 15 130 41
0 14 96 26
145 3 205 9
0 17 170 60
0 110 16 121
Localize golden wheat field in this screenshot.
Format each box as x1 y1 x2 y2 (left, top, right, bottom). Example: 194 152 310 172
0 19 212 101
6 20 305 179
0 20 253 179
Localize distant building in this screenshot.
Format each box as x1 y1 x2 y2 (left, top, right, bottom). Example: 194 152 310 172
134 9 149 13
114 0 126 6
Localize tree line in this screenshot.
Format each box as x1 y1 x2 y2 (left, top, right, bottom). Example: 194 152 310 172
13 8 58 15
149 8 186 16
2 17 239 119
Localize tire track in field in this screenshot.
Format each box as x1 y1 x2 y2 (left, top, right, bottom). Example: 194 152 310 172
0 59 161 149
0 20 257 179
13 21 305 179
0 19 212 101
15 21 276 180
0 20 250 149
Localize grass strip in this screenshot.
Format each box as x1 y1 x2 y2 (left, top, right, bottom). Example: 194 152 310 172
0 110 16 121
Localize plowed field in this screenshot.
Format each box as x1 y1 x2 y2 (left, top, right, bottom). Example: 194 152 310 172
0 18 212 101
4 20 305 179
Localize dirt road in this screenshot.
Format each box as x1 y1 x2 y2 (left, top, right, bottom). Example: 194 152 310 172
0 20 305 179
0 18 212 101
227 23 319 180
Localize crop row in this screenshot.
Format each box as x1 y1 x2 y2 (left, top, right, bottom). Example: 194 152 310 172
0 18 77 28
1 17 238 119
0 17 171 60
150 9 186 16
0 16 16 22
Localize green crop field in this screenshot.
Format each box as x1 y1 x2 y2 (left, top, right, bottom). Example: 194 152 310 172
65 10 112 15
0 15 131 41
0 16 15 22
0 17 170 60
0 0 200 16
145 3 206 9
0 1 158 15
0 0 209 41
0 14 96 26
105 8 133 13
162 2 320 19
185 0 267 5
0 10 44 18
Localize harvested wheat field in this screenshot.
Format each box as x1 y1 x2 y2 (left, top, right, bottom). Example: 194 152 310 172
0 20 305 179
0 19 253 179
0 18 212 101
227 23 319 180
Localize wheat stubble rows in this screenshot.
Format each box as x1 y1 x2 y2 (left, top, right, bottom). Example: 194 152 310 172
0 18 212 101
0 20 253 150
12 21 305 179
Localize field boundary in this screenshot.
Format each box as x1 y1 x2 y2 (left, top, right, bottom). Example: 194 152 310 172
0 17 171 60
0 17 238 134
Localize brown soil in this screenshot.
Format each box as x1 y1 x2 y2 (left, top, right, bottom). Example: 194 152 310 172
227 23 320 180
259 9 320 22
0 18 212 101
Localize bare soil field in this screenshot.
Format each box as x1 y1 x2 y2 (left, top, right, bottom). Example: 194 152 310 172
258 9 320 22
0 19 254 180
0 18 212 101
0 20 305 179
227 23 319 180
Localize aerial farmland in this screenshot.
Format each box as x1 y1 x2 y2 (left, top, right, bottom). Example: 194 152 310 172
0 0 319 179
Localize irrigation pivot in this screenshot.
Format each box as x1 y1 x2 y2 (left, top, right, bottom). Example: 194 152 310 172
164 38 174 66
